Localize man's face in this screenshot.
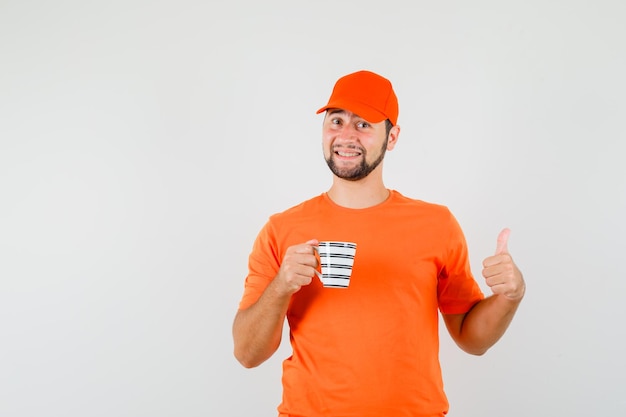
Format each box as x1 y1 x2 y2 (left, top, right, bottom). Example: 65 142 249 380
322 109 390 181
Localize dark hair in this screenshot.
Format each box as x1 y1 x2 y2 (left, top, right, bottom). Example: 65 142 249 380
385 120 393 137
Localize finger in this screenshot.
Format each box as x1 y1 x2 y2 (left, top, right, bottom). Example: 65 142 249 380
487 276 525 300
482 252 512 268
292 252 319 268
278 261 317 285
495 228 511 255
306 239 320 255
482 264 503 279
293 240 319 254
488 282 513 297
484 275 507 289
483 263 515 280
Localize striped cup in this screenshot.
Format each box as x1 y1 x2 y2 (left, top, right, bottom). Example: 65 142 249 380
314 241 357 288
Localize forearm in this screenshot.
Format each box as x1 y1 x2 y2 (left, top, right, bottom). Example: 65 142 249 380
449 231 526 355
454 294 522 355
232 279 291 368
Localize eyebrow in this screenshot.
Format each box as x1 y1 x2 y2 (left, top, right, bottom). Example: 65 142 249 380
327 109 347 116
327 109 364 120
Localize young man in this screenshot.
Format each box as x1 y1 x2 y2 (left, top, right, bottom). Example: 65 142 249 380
233 70 525 417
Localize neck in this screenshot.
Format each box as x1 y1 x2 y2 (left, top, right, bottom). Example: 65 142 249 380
327 173 389 209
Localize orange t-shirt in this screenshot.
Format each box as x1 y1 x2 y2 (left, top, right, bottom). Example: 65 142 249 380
239 191 484 417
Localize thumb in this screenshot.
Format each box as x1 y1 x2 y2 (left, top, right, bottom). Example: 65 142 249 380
495 228 511 255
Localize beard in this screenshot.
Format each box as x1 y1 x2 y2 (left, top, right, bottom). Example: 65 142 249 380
325 137 388 181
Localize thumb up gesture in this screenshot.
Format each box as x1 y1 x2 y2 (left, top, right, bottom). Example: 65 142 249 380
482 228 525 300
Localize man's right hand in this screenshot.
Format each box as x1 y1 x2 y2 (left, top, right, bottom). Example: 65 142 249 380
274 239 319 295
233 238 321 368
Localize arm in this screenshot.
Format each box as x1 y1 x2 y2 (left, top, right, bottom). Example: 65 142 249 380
443 228 525 355
232 240 319 368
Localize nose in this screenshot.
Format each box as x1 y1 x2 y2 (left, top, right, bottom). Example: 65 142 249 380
336 123 359 142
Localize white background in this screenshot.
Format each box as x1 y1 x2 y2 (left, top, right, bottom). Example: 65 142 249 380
1 1 625 416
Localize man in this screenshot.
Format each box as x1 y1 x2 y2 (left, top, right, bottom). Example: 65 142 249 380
233 70 525 417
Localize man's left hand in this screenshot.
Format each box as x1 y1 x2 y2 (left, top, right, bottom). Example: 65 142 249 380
482 228 525 300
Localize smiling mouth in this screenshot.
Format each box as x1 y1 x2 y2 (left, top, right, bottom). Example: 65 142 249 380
336 150 361 157
333 145 364 157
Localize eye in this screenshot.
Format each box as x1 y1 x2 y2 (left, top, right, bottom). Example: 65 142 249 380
331 118 342 125
357 121 370 129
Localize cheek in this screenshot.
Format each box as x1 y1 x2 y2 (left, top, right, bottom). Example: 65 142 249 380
322 143 333 159
321 133 333 151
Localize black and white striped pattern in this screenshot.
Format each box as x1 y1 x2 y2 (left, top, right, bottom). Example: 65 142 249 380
317 241 357 288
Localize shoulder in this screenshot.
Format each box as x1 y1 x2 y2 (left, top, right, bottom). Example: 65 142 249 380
389 190 455 220
387 191 465 239
268 194 325 224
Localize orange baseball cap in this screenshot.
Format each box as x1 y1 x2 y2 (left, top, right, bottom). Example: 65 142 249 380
316 70 399 126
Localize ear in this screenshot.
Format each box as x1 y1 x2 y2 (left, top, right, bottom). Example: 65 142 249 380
386 125 401 151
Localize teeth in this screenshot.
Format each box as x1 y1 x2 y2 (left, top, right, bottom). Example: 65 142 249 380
337 151 360 157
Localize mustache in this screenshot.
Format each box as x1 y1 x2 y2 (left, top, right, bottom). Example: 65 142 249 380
332 144 365 153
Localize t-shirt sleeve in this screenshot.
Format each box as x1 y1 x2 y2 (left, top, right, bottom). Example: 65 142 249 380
437 211 485 314
238 219 281 310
